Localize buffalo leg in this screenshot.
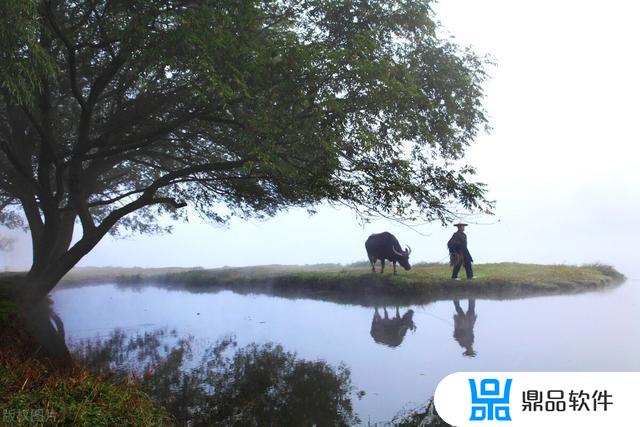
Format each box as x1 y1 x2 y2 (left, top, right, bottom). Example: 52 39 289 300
369 256 377 273
393 261 397 275
380 259 385 274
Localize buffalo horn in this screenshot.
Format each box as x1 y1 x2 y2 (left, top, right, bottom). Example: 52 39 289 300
392 246 405 256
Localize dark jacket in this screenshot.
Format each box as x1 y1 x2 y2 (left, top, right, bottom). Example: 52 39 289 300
448 231 473 262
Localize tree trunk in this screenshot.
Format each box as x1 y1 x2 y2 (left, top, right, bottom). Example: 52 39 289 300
20 212 81 303
22 265 71 304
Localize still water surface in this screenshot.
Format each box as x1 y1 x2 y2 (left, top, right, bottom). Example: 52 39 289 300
51 275 640 424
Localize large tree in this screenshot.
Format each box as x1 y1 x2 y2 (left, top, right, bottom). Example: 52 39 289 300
1 0 491 301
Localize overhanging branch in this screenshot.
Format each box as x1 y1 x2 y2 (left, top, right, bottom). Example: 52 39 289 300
150 198 187 209
93 158 253 235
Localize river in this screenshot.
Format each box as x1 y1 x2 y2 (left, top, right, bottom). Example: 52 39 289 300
48 272 639 425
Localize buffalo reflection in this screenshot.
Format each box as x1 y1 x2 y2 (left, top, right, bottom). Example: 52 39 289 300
370 306 417 347
72 328 361 426
453 299 477 357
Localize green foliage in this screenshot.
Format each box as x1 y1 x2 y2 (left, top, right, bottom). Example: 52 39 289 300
0 0 493 226
1 0 493 297
0 0 57 105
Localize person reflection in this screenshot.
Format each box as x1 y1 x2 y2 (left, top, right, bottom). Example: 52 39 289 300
25 299 73 371
370 306 417 347
453 299 477 357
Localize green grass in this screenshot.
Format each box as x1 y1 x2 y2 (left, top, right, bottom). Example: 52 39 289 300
0 361 173 426
0 277 20 322
108 262 626 306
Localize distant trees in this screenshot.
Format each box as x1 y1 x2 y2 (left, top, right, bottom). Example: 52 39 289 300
1 0 492 301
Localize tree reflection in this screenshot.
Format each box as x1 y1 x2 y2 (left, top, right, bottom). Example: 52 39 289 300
72 329 360 426
390 399 451 426
453 299 477 357
24 298 73 371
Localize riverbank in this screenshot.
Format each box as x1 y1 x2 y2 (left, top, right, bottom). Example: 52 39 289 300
58 262 627 306
0 263 627 425
0 280 362 426
0 281 172 426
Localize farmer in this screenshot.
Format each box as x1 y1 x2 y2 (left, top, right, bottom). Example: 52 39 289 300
447 222 474 280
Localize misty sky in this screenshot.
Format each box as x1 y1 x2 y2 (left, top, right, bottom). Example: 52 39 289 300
2 0 639 275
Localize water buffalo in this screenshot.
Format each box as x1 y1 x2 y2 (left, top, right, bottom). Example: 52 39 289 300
370 307 417 347
365 232 411 274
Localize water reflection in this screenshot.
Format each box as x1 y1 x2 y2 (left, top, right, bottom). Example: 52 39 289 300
367 302 478 359
370 307 417 347
48 280 640 423
72 328 361 426
390 399 450 427
453 300 477 357
24 299 73 371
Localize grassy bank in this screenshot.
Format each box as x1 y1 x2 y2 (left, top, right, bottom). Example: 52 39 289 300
0 283 172 426
6 262 625 306
104 262 626 306
0 359 172 426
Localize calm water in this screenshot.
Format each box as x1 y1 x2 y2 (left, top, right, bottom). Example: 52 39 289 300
49 274 640 424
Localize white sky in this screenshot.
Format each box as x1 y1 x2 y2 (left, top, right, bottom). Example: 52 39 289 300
2 0 639 274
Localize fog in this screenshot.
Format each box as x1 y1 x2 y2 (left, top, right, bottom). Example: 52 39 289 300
2 0 639 276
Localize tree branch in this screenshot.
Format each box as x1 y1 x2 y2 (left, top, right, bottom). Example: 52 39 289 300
87 52 127 107
93 158 252 235
43 0 87 111
150 197 187 209
0 140 39 189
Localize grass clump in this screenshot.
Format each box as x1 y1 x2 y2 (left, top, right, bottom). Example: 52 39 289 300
0 277 21 322
0 360 172 426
